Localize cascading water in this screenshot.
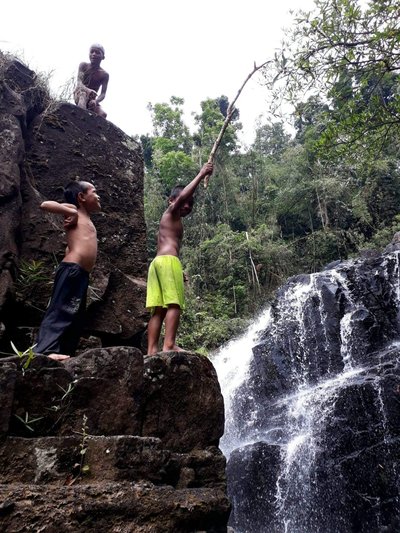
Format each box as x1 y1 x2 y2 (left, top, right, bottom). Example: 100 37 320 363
213 307 272 456
212 252 400 533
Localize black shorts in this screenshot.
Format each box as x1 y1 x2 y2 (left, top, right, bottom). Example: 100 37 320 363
35 262 89 356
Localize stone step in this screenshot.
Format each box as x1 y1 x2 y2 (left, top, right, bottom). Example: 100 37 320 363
0 481 230 533
0 436 227 491
0 435 168 485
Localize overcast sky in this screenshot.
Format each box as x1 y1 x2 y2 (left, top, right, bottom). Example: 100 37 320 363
2 0 315 146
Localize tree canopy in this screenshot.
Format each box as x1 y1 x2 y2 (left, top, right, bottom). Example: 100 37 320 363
267 0 400 161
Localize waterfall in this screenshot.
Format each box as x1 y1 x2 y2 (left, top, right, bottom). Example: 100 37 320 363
213 307 272 456
213 253 400 533
273 367 364 533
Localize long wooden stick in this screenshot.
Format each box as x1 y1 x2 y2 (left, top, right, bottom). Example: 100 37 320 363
205 60 271 187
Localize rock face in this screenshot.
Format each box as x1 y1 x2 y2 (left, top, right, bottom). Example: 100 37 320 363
224 251 400 533
0 52 148 353
142 352 225 452
0 349 230 531
0 54 230 531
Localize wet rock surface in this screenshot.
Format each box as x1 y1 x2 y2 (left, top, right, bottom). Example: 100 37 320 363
226 251 400 532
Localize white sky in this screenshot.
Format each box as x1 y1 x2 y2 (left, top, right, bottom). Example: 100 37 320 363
1 0 315 146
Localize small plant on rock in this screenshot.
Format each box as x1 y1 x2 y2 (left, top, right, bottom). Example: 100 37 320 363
67 414 91 485
15 259 52 311
10 341 36 374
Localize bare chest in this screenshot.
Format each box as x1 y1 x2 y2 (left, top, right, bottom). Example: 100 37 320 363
82 67 104 89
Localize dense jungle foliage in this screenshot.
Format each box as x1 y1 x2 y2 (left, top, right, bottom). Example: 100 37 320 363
142 0 400 352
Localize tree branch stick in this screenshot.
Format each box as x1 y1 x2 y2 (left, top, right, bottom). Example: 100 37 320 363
205 60 271 187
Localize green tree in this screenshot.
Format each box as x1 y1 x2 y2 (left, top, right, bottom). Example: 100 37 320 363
154 150 197 192
267 0 400 160
146 96 196 193
254 122 291 159
147 96 192 154
193 96 241 161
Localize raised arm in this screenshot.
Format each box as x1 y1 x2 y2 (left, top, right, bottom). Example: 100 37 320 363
41 202 78 228
170 162 213 211
41 201 77 215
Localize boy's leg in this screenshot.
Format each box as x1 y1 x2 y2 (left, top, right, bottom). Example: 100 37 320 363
74 87 89 109
94 103 107 118
36 263 88 357
58 287 88 356
147 306 167 355
163 304 183 352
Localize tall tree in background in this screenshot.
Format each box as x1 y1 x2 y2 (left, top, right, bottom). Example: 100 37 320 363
267 0 400 161
148 96 192 154
144 97 197 256
147 96 196 192
189 96 242 228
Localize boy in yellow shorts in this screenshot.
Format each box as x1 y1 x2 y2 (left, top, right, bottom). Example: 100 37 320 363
146 162 213 355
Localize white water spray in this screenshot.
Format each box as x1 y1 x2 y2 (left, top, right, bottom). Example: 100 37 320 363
212 307 272 455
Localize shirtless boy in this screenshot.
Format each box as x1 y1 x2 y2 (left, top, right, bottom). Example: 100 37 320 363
74 44 109 118
146 162 213 355
35 181 101 360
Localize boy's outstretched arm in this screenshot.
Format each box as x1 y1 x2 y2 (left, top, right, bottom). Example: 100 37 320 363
96 73 109 104
171 162 213 210
40 201 78 228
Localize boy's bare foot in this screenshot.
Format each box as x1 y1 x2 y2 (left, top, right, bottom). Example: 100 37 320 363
48 353 70 361
162 345 185 352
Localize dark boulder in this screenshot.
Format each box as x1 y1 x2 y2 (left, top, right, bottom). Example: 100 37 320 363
141 351 225 452
227 442 281 533
0 347 230 531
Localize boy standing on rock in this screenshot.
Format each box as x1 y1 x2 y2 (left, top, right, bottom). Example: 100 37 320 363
74 44 109 118
146 162 213 355
35 181 101 360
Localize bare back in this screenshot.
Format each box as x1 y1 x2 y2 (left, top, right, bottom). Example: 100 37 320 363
156 207 183 257
64 211 98 272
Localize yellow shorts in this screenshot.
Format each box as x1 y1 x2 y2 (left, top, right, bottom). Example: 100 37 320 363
146 255 185 312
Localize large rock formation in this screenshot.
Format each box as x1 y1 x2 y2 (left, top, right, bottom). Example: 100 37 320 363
224 250 400 532
0 349 230 531
0 52 148 353
0 53 230 531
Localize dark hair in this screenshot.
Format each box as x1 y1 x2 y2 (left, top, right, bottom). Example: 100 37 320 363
170 185 185 199
90 43 105 59
63 181 90 207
